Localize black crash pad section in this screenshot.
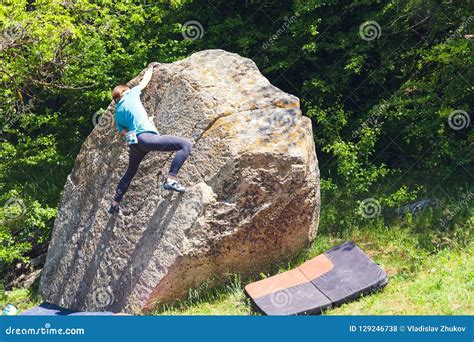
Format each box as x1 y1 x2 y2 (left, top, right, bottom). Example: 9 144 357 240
310 241 388 307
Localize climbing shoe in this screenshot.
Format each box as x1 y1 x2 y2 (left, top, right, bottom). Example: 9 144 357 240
108 203 120 214
163 179 186 193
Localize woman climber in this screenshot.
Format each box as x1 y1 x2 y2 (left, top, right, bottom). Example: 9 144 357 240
108 62 192 214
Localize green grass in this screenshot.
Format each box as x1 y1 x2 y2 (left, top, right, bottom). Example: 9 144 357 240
2 203 472 316
155 217 473 315
0 281 42 313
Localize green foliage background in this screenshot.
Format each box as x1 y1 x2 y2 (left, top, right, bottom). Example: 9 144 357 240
0 0 472 283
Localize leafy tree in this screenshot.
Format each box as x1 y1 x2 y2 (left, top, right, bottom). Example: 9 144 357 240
0 0 472 275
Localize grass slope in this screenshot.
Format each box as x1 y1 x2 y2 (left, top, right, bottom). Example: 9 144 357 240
156 219 473 315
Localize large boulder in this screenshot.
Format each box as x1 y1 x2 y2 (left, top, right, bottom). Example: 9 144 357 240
39 49 320 313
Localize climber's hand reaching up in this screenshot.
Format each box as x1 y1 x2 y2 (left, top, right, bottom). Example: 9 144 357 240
148 62 159 69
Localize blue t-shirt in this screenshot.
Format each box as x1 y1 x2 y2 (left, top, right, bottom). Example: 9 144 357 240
114 86 159 136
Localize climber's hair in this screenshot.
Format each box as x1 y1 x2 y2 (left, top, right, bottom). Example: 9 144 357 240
112 84 130 104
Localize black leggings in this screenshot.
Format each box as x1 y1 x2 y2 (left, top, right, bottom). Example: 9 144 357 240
113 133 192 202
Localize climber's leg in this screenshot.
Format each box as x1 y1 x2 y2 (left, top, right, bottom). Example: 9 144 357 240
109 145 147 213
138 132 192 192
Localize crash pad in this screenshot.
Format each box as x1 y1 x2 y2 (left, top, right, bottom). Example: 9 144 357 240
245 241 388 315
19 302 116 316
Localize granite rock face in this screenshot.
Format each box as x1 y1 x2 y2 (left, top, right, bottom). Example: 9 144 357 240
39 49 320 313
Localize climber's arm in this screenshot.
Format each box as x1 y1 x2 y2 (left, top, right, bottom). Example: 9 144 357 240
116 120 128 137
137 63 157 91
138 68 153 91
115 114 134 141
